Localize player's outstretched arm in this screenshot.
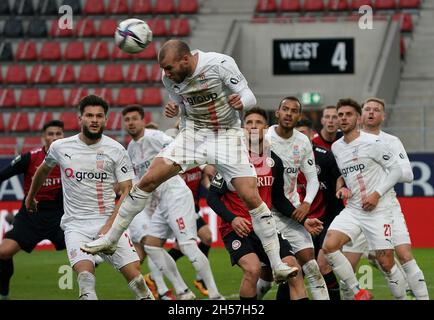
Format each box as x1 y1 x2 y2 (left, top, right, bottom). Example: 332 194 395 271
25 163 53 213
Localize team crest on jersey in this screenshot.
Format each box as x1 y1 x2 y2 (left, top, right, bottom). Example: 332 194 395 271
265 157 275 168
232 240 241 250
69 248 77 259
293 145 300 156
96 150 105 169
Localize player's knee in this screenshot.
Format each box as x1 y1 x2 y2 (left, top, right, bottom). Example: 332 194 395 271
199 229 212 246
242 264 261 284
376 256 394 273
322 242 338 255
396 249 413 265
0 248 14 260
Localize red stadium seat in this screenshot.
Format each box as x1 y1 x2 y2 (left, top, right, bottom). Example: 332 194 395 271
393 13 413 32
0 89 16 108
255 0 278 13
97 19 118 37
140 87 162 106
67 88 89 107
49 20 73 37
116 88 138 106
18 89 40 108
5 65 27 84
43 88 65 108
169 18 190 37
59 112 79 131
22 136 43 153
87 41 109 60
298 16 317 23
53 64 76 84
75 19 95 37
131 0 152 14
83 0 105 14
40 41 62 61
135 41 157 60
102 64 124 83
15 41 37 61
31 111 53 131
111 45 135 60
280 0 301 12
374 0 396 10
0 137 17 155
107 0 129 14
327 0 349 11
149 64 162 83
178 0 199 14
0 114 4 132
93 88 114 105
78 64 100 83
29 65 52 84
125 64 148 83
350 0 373 10
106 112 123 130
153 0 175 14
64 41 86 61
398 0 420 8
303 0 325 11
148 18 168 37
7 112 30 132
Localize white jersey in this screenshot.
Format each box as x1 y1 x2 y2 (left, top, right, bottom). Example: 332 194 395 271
332 131 397 210
163 50 250 130
266 125 317 207
44 134 134 229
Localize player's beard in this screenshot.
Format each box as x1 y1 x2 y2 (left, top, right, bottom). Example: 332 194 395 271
83 124 104 140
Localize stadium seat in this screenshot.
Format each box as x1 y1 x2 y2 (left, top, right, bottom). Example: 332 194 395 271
13 0 34 15
27 19 48 38
125 64 148 83
178 0 199 14
61 0 82 14
64 41 86 60
169 18 191 37
106 112 123 130
78 64 100 83
393 13 413 32
140 88 162 106
280 0 301 12
40 41 62 61
31 112 54 131
50 19 74 37
53 64 76 84
93 88 114 105
0 1 10 14
135 41 157 60
22 137 43 153
398 0 420 8
153 0 175 14
131 0 152 14
298 16 317 23
7 113 30 132
102 64 124 83
75 19 95 37
148 18 168 37
97 19 118 37
303 0 325 11
37 0 58 15
87 41 110 60
29 65 53 84
350 0 373 10
327 0 349 11
111 45 135 60
116 88 138 106
0 114 4 132
3 19 24 38
149 64 162 83
107 0 129 14
374 0 396 10
16 41 37 61
18 89 40 108
5 65 27 84
0 42 13 61
67 88 88 107
255 0 278 13
43 88 65 108
0 137 17 155
83 0 106 14
0 89 16 108
59 112 80 131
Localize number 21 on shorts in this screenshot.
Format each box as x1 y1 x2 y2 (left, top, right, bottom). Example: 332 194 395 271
383 224 391 237
176 217 185 230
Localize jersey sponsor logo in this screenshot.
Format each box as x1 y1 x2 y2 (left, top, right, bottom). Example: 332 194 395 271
210 173 224 189
230 77 239 84
42 177 61 187
186 92 218 105
64 168 108 182
307 159 314 166
231 240 241 250
285 167 298 174
341 163 365 177
257 176 274 187
399 153 405 159
383 154 391 161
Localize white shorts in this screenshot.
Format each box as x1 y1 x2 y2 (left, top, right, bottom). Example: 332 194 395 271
329 206 394 251
273 211 314 253
128 209 152 244
391 208 411 246
158 127 256 188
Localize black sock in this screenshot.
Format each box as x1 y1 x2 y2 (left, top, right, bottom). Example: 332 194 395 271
167 248 184 261
240 295 257 300
198 242 210 257
323 271 341 300
276 282 291 300
0 259 14 296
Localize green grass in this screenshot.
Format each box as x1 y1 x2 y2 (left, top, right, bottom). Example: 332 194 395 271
7 248 434 300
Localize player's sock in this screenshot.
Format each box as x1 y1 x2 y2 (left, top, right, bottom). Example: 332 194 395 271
402 259 429 300
0 259 13 297
302 259 329 300
147 257 170 296
198 242 211 257
339 280 354 300
276 282 290 300
144 245 189 295
325 251 361 294
384 264 407 300
256 278 272 300
249 202 282 269
323 271 341 300
106 185 151 243
128 275 155 300
179 241 222 299
240 295 257 300
167 248 184 261
77 271 98 300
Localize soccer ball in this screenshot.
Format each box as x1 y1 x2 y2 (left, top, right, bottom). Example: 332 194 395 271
114 18 153 54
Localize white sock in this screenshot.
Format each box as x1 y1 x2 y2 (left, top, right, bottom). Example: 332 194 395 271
144 245 188 295
179 241 221 299
256 278 272 300
384 264 407 300
147 257 169 296
77 271 98 300
302 259 330 300
106 186 151 243
325 251 360 294
128 275 155 300
402 259 429 300
249 202 282 269
340 280 354 300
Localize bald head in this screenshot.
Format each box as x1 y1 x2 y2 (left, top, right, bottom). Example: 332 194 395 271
158 39 195 83
158 39 191 62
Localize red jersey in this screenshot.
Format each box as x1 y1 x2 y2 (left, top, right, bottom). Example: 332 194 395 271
180 167 202 204
312 131 342 151
297 172 326 219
